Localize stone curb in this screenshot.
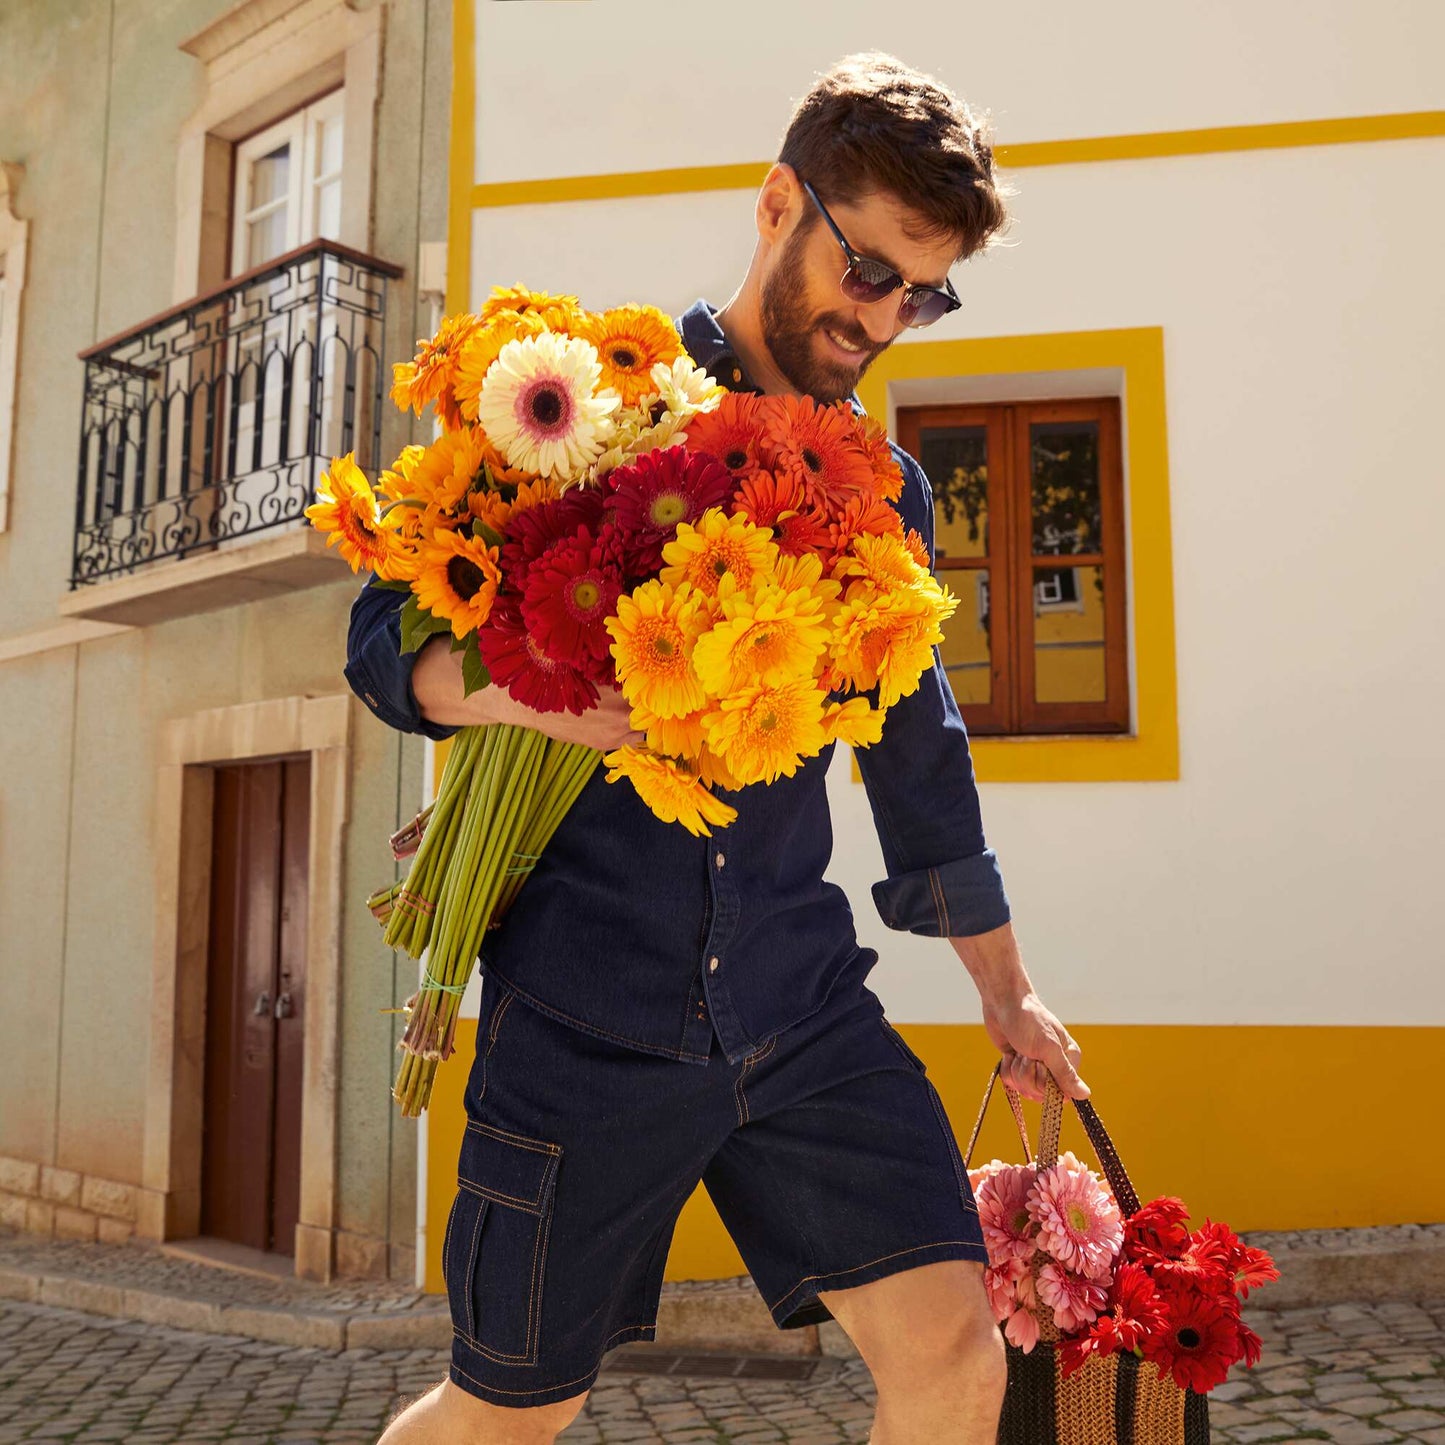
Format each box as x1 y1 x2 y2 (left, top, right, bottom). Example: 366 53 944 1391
1244 1235 1445 1311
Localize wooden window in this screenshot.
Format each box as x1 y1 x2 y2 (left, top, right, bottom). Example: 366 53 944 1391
898 398 1129 735
0 163 27 534
230 89 345 274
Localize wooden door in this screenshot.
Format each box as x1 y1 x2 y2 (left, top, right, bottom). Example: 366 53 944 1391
201 756 310 1255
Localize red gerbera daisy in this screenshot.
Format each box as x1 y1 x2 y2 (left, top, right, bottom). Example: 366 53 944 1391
1185 1220 1280 1300
1061 1261 1170 1379
501 487 606 591
762 393 877 517
476 598 599 716
1143 1279 1241 1393
683 393 770 479
521 529 623 679
603 447 735 574
1124 1196 1192 1265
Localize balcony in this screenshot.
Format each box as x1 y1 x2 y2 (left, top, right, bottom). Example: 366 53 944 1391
60 239 403 626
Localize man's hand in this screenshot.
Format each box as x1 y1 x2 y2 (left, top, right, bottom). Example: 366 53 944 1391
950 921 1090 1102
412 635 644 751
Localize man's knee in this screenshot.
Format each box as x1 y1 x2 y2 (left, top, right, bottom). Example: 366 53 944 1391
380 1378 591 1444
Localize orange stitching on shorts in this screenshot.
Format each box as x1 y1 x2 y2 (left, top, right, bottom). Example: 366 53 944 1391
767 1240 988 1312
463 1197 486 1340
450 1321 656 1391
733 1035 776 1126
487 988 516 1049
457 1179 548 1212
467 1120 561 1155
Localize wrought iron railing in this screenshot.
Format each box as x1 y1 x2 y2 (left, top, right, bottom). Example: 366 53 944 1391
72 238 403 587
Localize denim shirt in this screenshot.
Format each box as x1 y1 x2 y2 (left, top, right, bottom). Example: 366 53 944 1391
344 299 1010 1066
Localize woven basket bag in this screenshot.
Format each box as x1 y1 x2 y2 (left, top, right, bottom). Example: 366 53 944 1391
966 1065 1212 1445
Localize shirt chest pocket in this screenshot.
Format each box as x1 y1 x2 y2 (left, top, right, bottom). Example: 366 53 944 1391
441 1120 562 1366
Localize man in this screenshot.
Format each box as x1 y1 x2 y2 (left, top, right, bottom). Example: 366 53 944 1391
359 52 1088 1445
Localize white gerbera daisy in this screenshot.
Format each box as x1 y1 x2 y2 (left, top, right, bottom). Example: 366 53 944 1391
477 331 620 484
651 355 725 421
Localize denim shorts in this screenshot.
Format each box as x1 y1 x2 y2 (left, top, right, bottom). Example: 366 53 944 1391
442 968 990 1409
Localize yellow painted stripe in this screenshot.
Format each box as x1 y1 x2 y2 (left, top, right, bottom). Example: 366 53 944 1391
468 112 1445 209
445 0 476 314
422 1020 1445 1292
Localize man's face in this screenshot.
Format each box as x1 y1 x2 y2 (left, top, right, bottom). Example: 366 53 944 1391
759 188 960 403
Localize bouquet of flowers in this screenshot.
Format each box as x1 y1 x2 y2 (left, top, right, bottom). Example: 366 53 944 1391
306 284 956 1114
970 1156 1279 1394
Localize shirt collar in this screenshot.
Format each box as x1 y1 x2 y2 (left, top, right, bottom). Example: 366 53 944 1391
675 298 865 414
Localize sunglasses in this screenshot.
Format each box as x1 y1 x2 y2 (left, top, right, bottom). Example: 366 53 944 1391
802 180 962 329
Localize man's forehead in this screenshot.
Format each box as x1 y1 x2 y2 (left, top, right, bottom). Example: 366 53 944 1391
824 188 960 286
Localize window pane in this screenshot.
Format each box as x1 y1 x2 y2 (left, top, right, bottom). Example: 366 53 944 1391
1031 420 1100 556
314 177 341 239
250 144 290 209
939 569 991 705
1034 565 1106 703
920 425 988 560
246 209 290 268
314 114 344 180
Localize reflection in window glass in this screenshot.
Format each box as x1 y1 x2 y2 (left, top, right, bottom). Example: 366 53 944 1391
1031 421 1100 555
921 425 988 560
1034 565 1106 702
938 570 991 705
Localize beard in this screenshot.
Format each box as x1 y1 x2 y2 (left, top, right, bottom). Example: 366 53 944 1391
759 228 888 403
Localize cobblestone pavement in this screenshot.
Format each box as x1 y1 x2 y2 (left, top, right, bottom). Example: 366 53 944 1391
1 1296 1441 1443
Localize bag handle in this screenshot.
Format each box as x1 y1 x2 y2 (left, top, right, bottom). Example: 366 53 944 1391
965 1062 1142 1218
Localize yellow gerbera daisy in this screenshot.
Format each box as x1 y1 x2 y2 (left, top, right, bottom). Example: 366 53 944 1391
660 508 779 601
696 745 746 793
475 331 619 484
833 532 923 592
412 529 502 639
479 283 585 332
822 697 887 748
576 304 683 407
701 678 827 785
603 747 738 836
627 703 707 759
452 310 549 422
692 577 833 693
828 581 957 707
607 579 711 719
305 453 400 574
408 428 492 532
390 312 483 431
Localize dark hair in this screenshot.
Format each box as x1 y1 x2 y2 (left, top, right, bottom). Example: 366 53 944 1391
778 52 1009 260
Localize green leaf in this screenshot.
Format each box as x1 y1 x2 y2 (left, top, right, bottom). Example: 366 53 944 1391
470 518 504 549
372 577 414 594
460 632 492 697
449 630 469 653
399 594 451 654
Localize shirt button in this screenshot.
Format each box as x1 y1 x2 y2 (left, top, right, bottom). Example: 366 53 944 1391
715 852 726 870
731 368 742 383
708 956 720 973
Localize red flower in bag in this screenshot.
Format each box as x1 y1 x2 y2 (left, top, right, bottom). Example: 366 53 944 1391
1122 1195 1191 1265
1059 1261 1168 1379
1143 1278 1242 1393
1189 1219 1282 1299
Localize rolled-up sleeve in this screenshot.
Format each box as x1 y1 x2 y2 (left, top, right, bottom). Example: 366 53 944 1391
854 445 1011 938
344 575 461 742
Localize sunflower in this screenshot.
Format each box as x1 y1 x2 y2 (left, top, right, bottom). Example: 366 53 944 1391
411 528 503 639
660 508 779 600
478 282 584 332
685 392 769 479
576 305 683 406
828 581 956 707
475 331 619 484
452 309 549 423
390 312 483 431
701 678 827 785
607 578 711 719
407 428 492 531
692 577 833 693
602 747 738 837
822 697 886 748
762 393 878 515
305 453 401 574
476 598 598 716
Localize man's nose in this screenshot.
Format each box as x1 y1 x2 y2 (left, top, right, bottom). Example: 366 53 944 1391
855 295 904 345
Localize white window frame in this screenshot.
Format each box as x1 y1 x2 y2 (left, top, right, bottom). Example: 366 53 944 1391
230 88 345 275
0 163 27 534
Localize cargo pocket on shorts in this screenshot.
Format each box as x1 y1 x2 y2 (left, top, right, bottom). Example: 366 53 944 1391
443 1119 562 1366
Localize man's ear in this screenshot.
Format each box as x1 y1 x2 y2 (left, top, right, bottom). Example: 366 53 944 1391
755 162 800 248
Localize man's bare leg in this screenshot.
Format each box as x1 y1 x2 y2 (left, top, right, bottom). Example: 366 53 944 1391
817 1259 1006 1444
377 1378 590 1444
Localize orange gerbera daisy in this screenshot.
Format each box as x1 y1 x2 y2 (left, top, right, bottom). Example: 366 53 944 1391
821 697 887 748
305 453 401 575
701 678 827 785
833 531 923 592
602 747 738 836
628 703 707 759
452 309 549 423
607 579 712 719
660 508 779 601
390 312 483 431
828 581 956 707
732 469 805 529
903 527 930 568
412 529 502 639
762 394 877 515
854 413 906 502
823 492 904 560
408 429 491 532
478 283 584 332
576 304 683 406
685 393 771 479
692 577 833 693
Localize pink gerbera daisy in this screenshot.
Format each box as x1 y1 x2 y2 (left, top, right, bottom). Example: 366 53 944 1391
975 1163 1039 1264
1027 1160 1123 1280
1036 1261 1108 1333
